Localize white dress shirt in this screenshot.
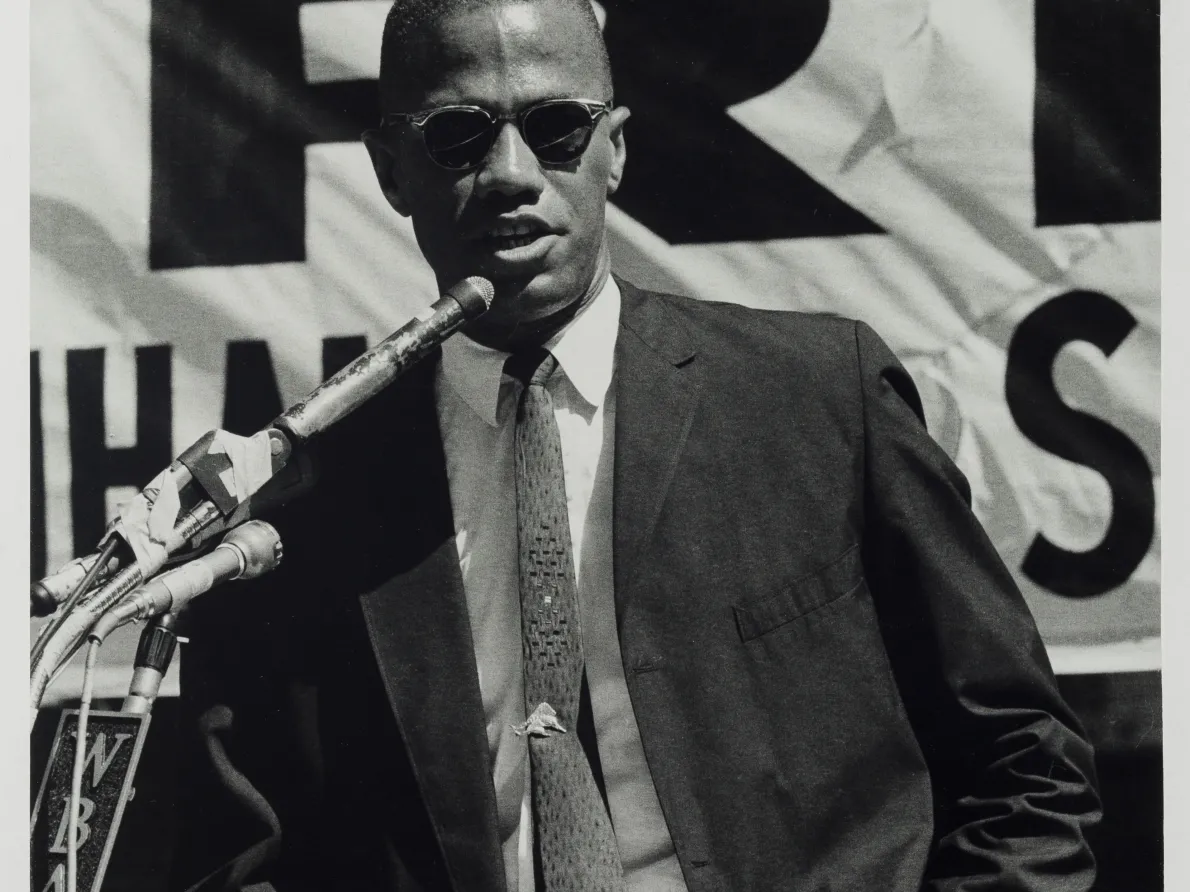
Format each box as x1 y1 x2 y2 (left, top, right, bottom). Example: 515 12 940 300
434 276 688 892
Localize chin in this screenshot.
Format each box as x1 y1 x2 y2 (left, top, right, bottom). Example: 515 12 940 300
492 272 577 319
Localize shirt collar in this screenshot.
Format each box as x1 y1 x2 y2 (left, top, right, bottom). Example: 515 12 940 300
439 274 622 427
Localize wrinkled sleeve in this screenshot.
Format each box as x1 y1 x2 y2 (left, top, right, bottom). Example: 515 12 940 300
854 320 1102 892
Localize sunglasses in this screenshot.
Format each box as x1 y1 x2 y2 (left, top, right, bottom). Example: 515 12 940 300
383 98 613 171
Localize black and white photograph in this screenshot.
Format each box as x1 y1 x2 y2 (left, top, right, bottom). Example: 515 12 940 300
24 1 1178 890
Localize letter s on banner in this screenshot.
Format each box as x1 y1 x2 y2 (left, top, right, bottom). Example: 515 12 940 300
1005 290 1155 598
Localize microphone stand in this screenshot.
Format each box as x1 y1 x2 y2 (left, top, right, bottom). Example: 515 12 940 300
32 520 283 892
28 277 494 890
30 275 495 714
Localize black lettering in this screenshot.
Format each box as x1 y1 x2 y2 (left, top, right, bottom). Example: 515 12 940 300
603 0 881 243
1034 0 1159 225
222 340 284 434
66 346 173 553
31 351 46 580
149 0 374 269
1005 291 1154 597
149 0 880 269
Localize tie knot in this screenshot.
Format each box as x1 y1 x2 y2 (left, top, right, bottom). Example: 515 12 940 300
504 347 557 387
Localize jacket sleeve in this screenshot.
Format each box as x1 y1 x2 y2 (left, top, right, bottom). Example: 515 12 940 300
853 321 1102 891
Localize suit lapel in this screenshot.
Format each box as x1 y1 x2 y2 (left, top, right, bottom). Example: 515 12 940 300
613 278 703 607
355 356 507 892
352 281 700 890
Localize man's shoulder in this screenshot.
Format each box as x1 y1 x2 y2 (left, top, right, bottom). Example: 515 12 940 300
658 289 854 333
618 279 862 370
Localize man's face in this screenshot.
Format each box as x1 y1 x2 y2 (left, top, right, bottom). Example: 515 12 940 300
367 2 629 346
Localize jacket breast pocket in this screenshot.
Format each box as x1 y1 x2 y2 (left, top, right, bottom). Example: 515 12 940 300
732 544 863 642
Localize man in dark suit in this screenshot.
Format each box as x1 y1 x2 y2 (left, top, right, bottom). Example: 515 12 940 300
174 1 1101 890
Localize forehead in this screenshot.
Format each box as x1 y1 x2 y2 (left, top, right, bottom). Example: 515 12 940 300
401 2 607 110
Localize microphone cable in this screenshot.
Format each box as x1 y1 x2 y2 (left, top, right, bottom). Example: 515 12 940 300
66 635 102 892
31 537 121 666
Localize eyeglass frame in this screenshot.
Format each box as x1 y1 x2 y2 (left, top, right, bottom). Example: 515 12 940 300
380 98 615 170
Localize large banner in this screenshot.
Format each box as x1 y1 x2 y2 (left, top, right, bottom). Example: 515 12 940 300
31 0 1160 694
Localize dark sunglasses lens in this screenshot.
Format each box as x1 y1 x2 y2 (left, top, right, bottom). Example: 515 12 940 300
422 109 494 169
523 103 596 164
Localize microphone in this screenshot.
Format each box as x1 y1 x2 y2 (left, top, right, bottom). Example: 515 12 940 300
31 552 119 618
273 275 495 443
89 521 283 643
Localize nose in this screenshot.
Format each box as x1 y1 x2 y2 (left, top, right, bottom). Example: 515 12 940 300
473 122 544 199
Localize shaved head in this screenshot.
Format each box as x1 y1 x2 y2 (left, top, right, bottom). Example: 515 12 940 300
378 0 612 113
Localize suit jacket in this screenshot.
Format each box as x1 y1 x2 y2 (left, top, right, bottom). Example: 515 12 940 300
173 280 1101 892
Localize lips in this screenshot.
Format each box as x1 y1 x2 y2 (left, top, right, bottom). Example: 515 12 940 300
465 217 561 272
489 234 538 250
478 219 552 252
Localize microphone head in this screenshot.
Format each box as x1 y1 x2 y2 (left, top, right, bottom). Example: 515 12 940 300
447 276 495 319
221 520 284 580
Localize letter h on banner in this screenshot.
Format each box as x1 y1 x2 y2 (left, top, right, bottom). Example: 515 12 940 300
65 346 173 565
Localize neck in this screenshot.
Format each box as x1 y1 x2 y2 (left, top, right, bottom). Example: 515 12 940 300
473 246 612 352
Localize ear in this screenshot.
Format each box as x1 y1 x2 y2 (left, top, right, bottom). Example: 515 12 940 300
362 129 411 217
604 106 630 195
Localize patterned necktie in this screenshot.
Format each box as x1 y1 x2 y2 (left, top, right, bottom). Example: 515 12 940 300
507 347 625 892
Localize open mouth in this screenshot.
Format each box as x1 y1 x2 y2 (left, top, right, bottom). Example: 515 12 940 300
480 221 551 252
491 234 538 250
